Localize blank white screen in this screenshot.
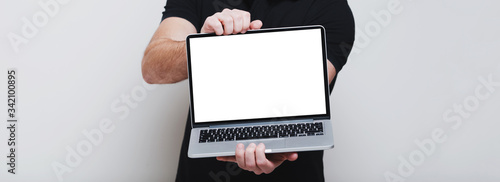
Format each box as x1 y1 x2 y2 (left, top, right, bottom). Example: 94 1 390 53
189 28 326 123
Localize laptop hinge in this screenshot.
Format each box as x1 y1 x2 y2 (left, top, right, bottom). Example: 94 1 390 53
208 119 314 128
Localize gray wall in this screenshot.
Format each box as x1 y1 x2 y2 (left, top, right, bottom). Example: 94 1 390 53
1 0 499 181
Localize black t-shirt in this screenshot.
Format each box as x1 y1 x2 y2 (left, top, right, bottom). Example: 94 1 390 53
161 0 354 181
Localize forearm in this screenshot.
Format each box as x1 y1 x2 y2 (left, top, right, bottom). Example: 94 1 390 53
327 60 336 84
142 38 187 84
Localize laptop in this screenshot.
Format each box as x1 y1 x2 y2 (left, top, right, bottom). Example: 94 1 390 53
186 25 334 158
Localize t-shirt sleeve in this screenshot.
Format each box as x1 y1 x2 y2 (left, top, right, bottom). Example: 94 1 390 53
161 0 201 31
307 0 355 73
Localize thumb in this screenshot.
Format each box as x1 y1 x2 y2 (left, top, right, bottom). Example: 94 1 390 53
250 20 263 30
286 152 298 161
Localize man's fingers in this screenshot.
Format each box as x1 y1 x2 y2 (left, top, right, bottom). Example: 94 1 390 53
250 20 263 30
244 143 257 169
241 11 251 33
211 16 224 35
227 143 296 175
245 143 262 173
203 15 224 35
255 143 275 174
202 9 259 35
286 152 299 161
230 11 243 34
216 11 233 35
235 143 246 169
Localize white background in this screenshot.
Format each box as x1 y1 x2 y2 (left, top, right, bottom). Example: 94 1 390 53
1 0 499 181
190 29 326 123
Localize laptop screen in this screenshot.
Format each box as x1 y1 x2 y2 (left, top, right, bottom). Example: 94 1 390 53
188 27 329 124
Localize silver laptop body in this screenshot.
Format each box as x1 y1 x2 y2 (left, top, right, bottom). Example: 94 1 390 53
186 25 334 158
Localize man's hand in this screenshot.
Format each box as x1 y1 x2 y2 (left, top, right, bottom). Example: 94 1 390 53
142 9 262 84
217 143 298 175
201 8 263 35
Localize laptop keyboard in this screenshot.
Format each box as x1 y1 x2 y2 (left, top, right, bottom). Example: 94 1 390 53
199 122 324 143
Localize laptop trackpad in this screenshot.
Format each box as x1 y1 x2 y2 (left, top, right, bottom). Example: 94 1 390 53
237 139 285 151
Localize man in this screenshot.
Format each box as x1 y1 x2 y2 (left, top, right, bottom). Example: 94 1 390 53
141 0 354 181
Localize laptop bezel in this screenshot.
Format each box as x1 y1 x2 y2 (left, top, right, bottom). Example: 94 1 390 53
186 25 330 128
